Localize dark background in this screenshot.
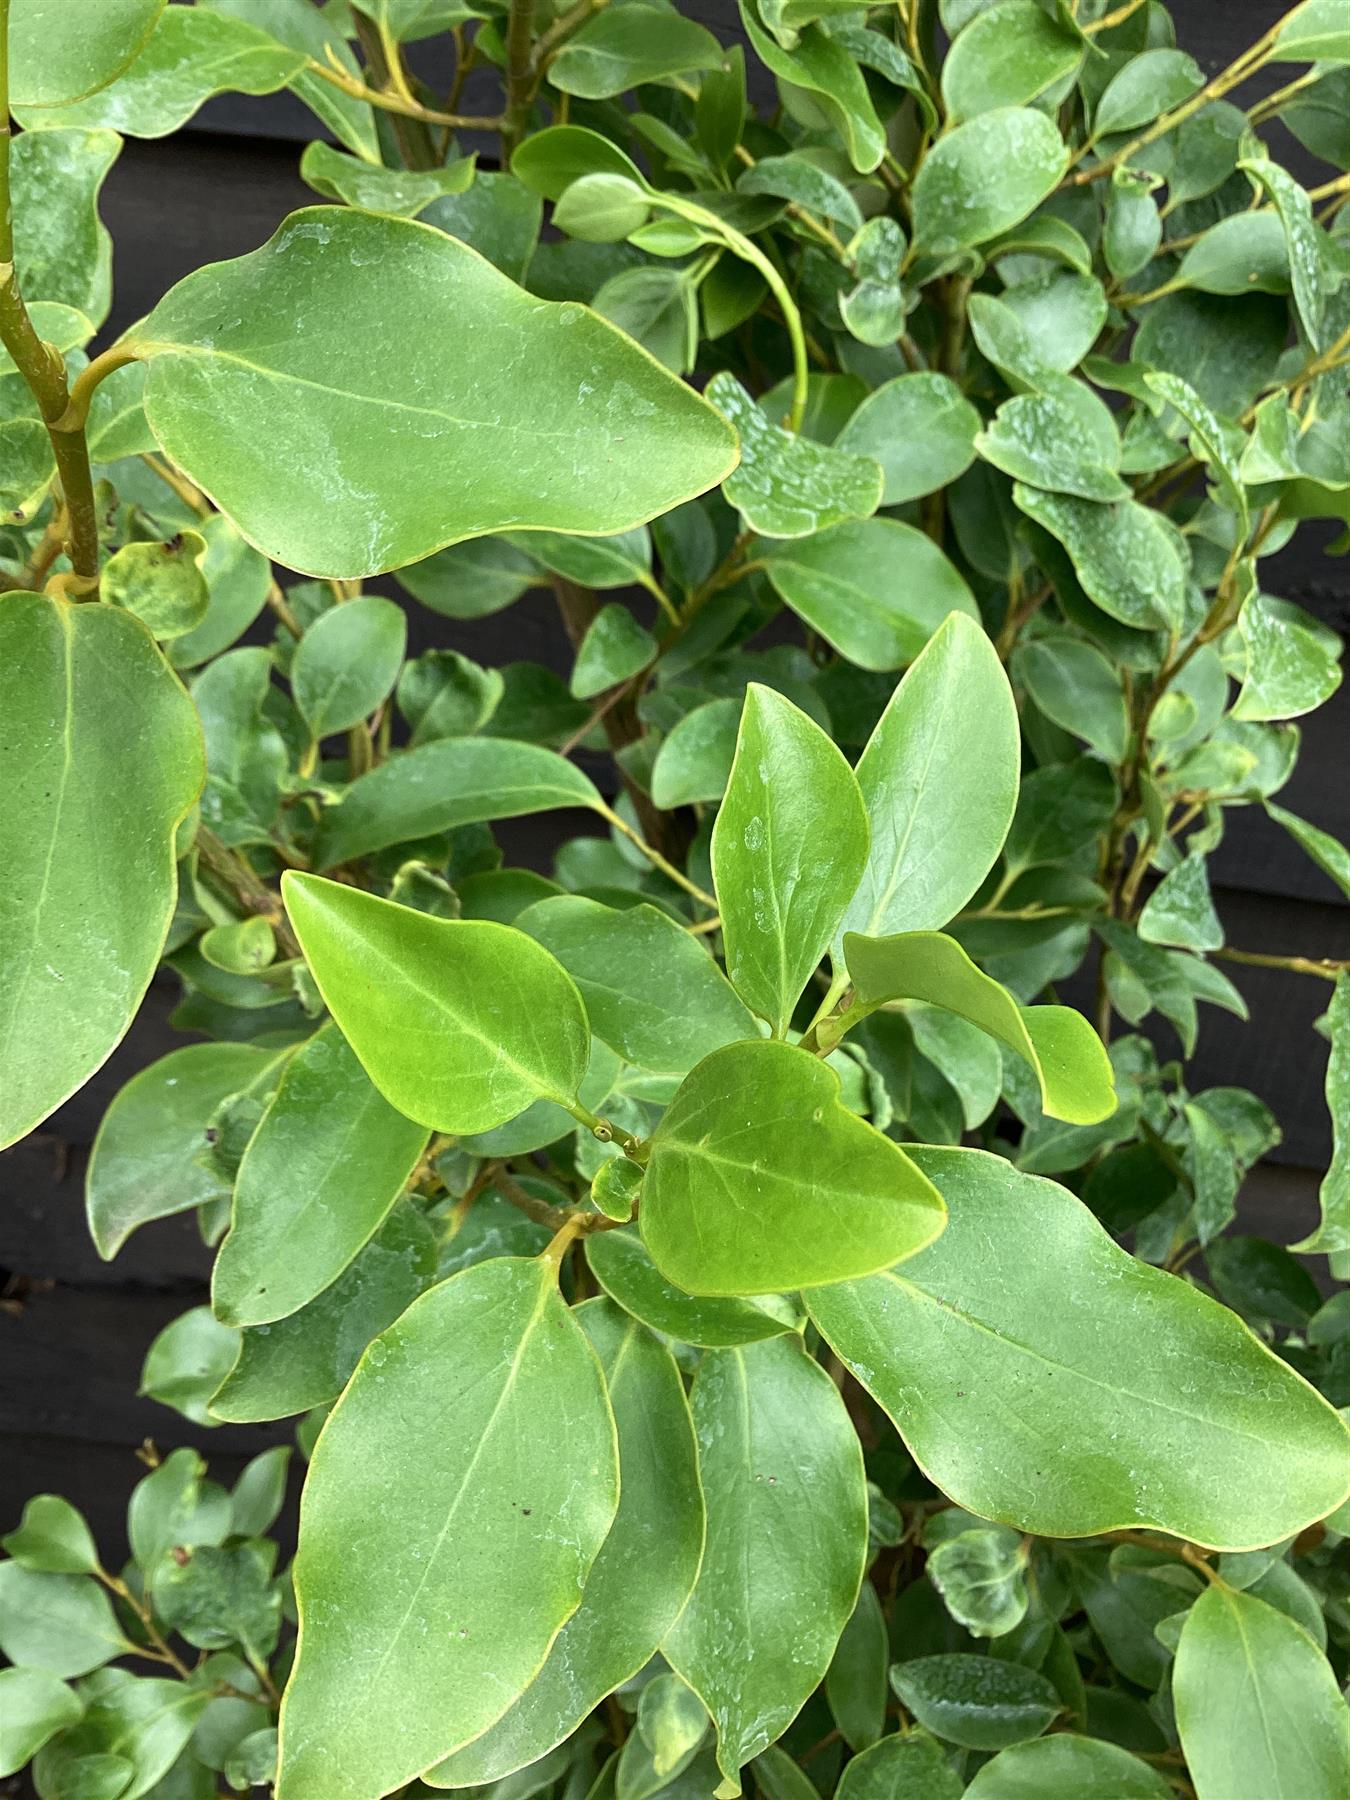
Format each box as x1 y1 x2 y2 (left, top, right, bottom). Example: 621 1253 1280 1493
2 0 1347 1558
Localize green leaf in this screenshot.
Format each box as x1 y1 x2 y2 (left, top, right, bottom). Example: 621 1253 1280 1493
0 1668 84 1780
277 1256 619 1800
890 1655 1060 1751
1184 1101 1240 1244
1094 48 1203 136
14 5 306 135
911 108 1067 255
1239 155 1331 347
738 155 863 232
210 1201 435 1421
301 140 475 218
282 873 591 1133
1271 0 1350 62
807 1147 1350 1548
1014 634 1128 762
712 684 868 1035
212 1024 429 1326
141 1307 241 1426
835 1730 963 1800
312 736 602 869
1294 973 1350 1254
641 1040 944 1295
199 0 378 159
737 0 885 172
155 1541 282 1660
86 1044 274 1257
1174 1584 1350 1799
292 596 406 740
0 1566 123 1678
1137 855 1223 952
31 1668 210 1800
1176 211 1291 297
650 697 741 808
516 896 757 1076
423 1299 703 1787
978 383 1128 503
1013 486 1186 631
1003 757 1118 873
761 521 978 672
12 127 121 326
230 1447 292 1538
1232 591 1342 720
169 514 271 669
0 594 204 1151
133 208 736 578
837 614 1020 946
927 1527 1028 1638
664 1334 868 1785
2 1497 99 1576
548 4 723 98
570 604 657 699
941 0 1082 119
1265 802 1350 901
586 1227 801 1347
963 1734 1173 1797
8 0 165 106
843 931 1115 1124
834 372 980 506
394 536 538 619
707 373 883 539
553 172 652 244
102 531 210 640
825 1582 888 1751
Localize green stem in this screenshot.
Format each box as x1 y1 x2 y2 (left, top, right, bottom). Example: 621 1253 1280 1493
502 0 536 162
592 798 717 910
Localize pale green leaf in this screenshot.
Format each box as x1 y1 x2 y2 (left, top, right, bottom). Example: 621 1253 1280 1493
927 1527 1028 1638
301 140 475 218
12 127 121 326
707 373 882 539
1271 0 1350 63
33 1668 209 1800
585 1227 802 1347
8 0 165 107
1293 973 1350 1254
978 383 1127 503
911 108 1067 255
292 596 406 739
964 1734 1172 1797
169 514 271 669
1232 590 1343 720
1265 802 1350 901
1013 634 1128 763
0 1567 124 1679
141 1307 241 1426
737 0 885 172
1013 485 1186 631
1 1497 99 1576
570 604 657 699
649 697 741 808
1095 48 1203 136
1137 854 1224 952
941 0 1082 119
834 372 980 506
102 531 210 641
0 1668 84 1780
549 5 723 98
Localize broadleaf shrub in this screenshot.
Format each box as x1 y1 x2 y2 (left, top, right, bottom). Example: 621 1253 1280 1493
2 0 1350 1794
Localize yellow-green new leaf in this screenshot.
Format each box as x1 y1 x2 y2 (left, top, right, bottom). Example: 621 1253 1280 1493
1174 1584 1350 1799
212 1024 430 1327
664 1335 868 1787
424 1299 703 1787
712 685 869 1037
276 1257 620 1800
641 1040 945 1296
282 874 590 1134
843 931 1115 1124
0 595 204 1151
133 208 737 577
8 0 165 107
807 1148 1350 1549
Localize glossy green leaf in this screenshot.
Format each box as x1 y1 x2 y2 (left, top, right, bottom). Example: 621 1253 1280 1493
1176 210 1291 297
1266 803 1350 902
15 5 305 135
664 1334 868 1785
32 1667 210 1800
808 1147 1350 1548
102 531 210 640
1294 973 1350 1254
586 1227 801 1347
301 140 475 218
1137 854 1223 952
12 127 121 326
8 0 165 107
843 931 1114 1123
1174 1583 1350 1799
1271 0 1350 62
911 108 1067 255
738 154 863 231
737 0 885 172
313 736 602 868
1239 155 1329 347
1013 634 1128 762
964 1734 1172 1797
1232 591 1342 720
836 614 1020 947
394 536 539 619
213 1024 429 1326
978 383 1127 503
277 1256 619 1800
140 1308 243 1426
1095 48 1203 136
0 1667 84 1779
169 514 271 669
133 208 737 577
549 5 722 97
825 1582 888 1751
424 1299 703 1786
86 1043 275 1257
1013 485 1186 631
927 1527 1028 1638
890 1655 1060 1751
761 521 978 672
0 1566 123 1678
282 873 590 1133
2 1496 99 1576
835 1730 963 1800
650 697 741 808
834 372 980 506
516 896 757 1075
210 1202 435 1421
292 596 407 739
712 684 868 1035
707 373 882 539
641 1040 945 1295
941 0 1082 119
0 595 204 1151
570 604 657 699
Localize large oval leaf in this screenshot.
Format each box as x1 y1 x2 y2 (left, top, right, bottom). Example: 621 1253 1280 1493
212 1024 430 1327
277 1257 619 1800
0 595 204 1150
9 0 165 107
424 1298 703 1787
911 108 1067 255
133 208 737 577
282 873 591 1134
640 1040 945 1295
808 1148 1350 1548
664 1334 868 1785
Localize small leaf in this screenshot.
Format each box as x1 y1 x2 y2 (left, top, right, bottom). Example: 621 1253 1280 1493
0 1567 123 1679
548 4 723 97
910 108 1067 255
808 1147 1350 1548
978 382 1127 503
1294 973 1350 1254
889 1655 1060 1751
2 1497 99 1576
963 1734 1172 1797
570 604 657 698
282 873 591 1133
941 0 1082 120
825 1583 888 1751
586 1227 802 1347
650 697 741 808
713 684 869 1036
102 532 210 640
277 1257 618 1800
8 0 164 107
664 1334 868 1784
707 372 883 539
927 1528 1028 1638
1138 855 1223 952
1014 485 1186 630
292 596 407 739
1175 1584 1350 1799
835 372 979 505
1095 48 1203 136
1013 634 1128 763
641 1039 945 1295
301 140 475 217
141 1307 241 1426
0 1668 84 1780
1232 591 1342 720
836 1730 963 1800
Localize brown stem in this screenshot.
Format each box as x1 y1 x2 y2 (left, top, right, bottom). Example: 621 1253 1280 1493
351 13 438 169
502 0 536 161
195 828 301 960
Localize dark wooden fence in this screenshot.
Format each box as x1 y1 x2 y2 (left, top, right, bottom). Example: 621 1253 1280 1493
2 0 1347 1557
